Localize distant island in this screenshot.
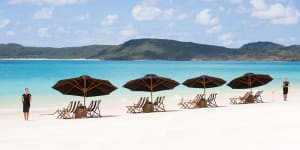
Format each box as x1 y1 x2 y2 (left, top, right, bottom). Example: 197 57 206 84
1 38 300 61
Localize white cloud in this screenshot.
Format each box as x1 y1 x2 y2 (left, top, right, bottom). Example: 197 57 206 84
6 31 15 36
204 0 243 4
219 6 226 12
163 22 175 31
56 26 71 34
203 0 217 2
23 27 32 33
250 0 268 10
0 19 10 28
132 1 188 22
177 13 188 20
236 6 248 14
132 4 162 21
33 7 54 19
120 25 137 38
8 0 87 6
37 27 49 37
142 0 159 5
228 0 243 4
75 13 89 21
206 25 222 34
218 32 233 46
250 0 300 25
274 37 297 44
195 9 219 26
163 8 189 21
219 5 248 14
101 14 119 26
163 8 175 19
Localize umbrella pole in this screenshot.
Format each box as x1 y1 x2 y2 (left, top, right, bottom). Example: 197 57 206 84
150 91 153 103
84 96 86 106
150 77 153 103
203 80 206 99
84 77 86 106
249 77 252 94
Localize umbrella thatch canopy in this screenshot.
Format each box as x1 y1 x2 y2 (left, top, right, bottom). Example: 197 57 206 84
52 75 117 106
227 73 273 90
183 75 226 97
123 74 179 102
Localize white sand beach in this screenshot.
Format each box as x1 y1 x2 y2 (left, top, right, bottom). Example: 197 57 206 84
0 91 300 150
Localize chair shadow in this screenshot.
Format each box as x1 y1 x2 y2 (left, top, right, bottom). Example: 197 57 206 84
260 101 273 103
88 115 119 119
215 105 228 108
154 109 181 113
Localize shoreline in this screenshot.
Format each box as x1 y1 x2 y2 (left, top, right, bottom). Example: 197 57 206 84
0 58 102 61
0 58 299 62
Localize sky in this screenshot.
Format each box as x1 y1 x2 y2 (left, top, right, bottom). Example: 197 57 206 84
0 0 299 48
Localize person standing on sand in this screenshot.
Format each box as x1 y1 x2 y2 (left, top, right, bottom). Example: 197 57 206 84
282 78 289 101
21 88 31 120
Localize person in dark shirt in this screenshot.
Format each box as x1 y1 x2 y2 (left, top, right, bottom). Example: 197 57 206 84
21 88 32 120
282 78 289 101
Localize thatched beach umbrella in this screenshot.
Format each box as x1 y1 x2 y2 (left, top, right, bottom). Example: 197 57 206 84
183 75 226 97
52 75 117 106
123 74 179 102
227 73 273 91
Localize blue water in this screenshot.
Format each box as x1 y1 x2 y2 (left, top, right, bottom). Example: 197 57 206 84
0 60 299 107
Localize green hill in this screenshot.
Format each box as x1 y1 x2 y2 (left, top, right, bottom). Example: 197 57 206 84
240 41 284 51
0 39 300 61
0 43 113 59
91 39 237 60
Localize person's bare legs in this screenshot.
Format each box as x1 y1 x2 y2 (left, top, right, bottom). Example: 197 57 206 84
23 112 28 120
27 112 29 120
283 94 287 101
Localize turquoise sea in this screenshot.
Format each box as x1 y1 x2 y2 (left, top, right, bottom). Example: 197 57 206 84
0 60 299 109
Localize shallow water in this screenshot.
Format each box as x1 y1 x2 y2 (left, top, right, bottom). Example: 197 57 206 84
0 60 299 109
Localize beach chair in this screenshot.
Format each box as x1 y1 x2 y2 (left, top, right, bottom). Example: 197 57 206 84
154 96 166 112
126 97 142 113
86 100 95 112
178 98 189 109
55 101 74 119
253 90 263 103
126 97 148 113
190 94 205 108
229 91 251 104
62 101 80 119
87 100 102 117
178 94 198 109
179 94 204 109
206 93 218 107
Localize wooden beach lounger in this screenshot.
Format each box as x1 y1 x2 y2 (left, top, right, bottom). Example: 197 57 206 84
61 101 80 119
126 97 148 113
55 101 74 119
178 94 204 109
253 90 263 103
154 96 166 112
87 100 102 118
229 91 251 104
206 93 218 107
